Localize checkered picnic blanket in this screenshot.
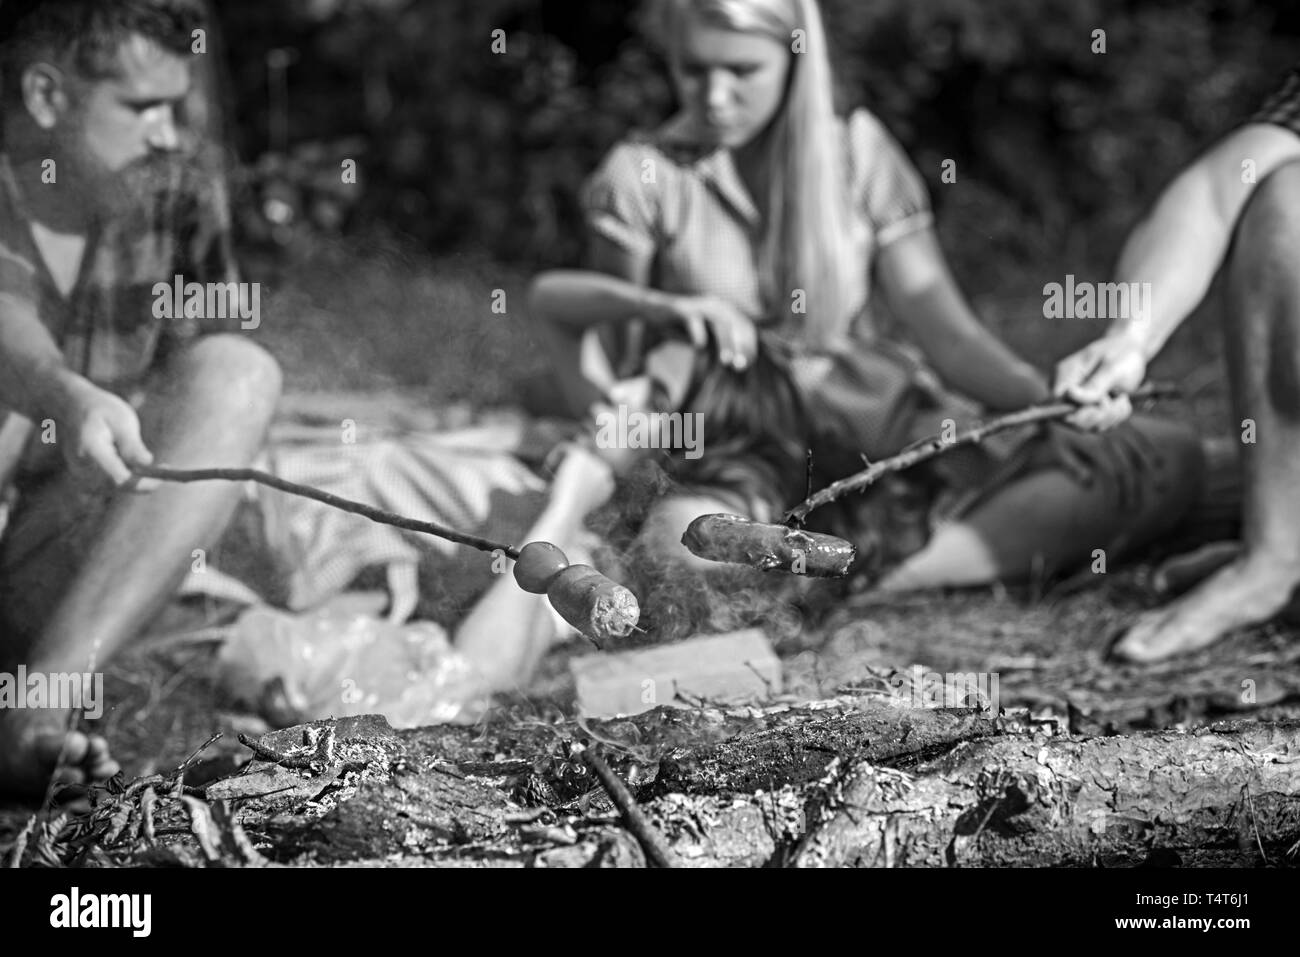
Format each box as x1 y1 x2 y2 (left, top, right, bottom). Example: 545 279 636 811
183 418 555 614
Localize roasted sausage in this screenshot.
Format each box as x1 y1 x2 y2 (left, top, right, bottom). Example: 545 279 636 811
681 513 856 578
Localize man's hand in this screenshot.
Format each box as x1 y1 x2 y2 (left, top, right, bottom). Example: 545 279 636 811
49 374 156 489
1053 332 1148 431
658 294 757 372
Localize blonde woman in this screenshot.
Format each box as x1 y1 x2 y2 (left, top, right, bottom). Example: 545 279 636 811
529 0 1204 590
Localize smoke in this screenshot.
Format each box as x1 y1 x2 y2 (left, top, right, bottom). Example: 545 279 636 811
584 455 826 650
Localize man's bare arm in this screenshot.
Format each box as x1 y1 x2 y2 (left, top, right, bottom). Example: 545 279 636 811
0 293 153 484
1054 123 1300 429
0 292 77 420
1110 123 1300 358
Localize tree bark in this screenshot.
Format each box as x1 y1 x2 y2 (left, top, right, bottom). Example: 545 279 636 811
788 719 1300 867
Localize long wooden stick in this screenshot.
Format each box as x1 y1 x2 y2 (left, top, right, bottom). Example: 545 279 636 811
131 463 520 559
782 385 1175 526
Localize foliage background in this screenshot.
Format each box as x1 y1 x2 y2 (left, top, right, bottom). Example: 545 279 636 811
204 0 1299 409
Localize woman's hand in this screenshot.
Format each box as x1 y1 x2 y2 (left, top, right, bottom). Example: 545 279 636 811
655 294 758 372
1053 332 1149 431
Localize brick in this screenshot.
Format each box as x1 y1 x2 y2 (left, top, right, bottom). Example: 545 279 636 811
571 629 781 718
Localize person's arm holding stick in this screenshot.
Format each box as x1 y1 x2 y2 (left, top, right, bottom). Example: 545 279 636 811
1054 124 1300 426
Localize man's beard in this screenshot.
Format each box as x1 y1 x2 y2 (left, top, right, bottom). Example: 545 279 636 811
93 154 180 215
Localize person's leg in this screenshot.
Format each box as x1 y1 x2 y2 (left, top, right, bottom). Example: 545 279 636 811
637 492 757 573
876 414 1203 591
0 335 281 796
455 444 616 690
1114 162 1300 661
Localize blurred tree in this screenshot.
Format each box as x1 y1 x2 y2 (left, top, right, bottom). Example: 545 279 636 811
209 0 1297 282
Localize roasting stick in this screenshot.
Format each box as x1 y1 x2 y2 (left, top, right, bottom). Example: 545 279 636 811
129 462 641 643
134 462 519 557
782 384 1175 526
681 385 1176 575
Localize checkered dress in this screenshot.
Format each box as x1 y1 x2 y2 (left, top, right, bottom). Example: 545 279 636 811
0 151 238 392
0 150 238 535
583 108 934 341
579 108 1022 546
1251 62 1300 136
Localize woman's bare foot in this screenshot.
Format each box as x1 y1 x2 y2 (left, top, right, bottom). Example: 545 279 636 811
0 711 121 800
1110 552 1300 662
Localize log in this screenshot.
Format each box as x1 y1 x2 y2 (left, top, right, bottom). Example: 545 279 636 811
282 766 512 863
141 710 1300 868
651 706 999 796
521 719 1300 868
789 719 1300 867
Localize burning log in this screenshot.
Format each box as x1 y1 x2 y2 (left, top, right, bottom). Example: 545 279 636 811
546 564 641 644
681 513 857 577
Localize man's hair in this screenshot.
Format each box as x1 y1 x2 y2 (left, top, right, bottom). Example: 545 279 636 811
0 0 206 95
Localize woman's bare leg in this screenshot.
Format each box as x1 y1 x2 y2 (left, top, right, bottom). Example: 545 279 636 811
454 445 616 690
877 416 1202 592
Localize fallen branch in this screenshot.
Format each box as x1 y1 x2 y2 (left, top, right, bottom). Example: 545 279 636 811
783 384 1175 526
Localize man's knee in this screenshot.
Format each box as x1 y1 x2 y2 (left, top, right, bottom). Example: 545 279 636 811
179 335 282 413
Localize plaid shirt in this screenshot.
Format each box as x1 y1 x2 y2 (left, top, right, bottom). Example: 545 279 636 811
0 150 238 391
582 107 934 343
1251 62 1300 136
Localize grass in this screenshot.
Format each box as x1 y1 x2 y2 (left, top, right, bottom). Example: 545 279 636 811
246 231 549 407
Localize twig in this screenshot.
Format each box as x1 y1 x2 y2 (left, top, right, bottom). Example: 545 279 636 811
783 384 1176 525
140 787 158 845
3 815 36 868
236 732 316 771
579 748 677 868
132 463 519 559
175 731 224 776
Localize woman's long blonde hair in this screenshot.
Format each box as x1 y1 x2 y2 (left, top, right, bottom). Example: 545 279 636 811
645 0 858 350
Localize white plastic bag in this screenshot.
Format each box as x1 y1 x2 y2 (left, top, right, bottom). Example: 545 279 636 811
217 606 484 728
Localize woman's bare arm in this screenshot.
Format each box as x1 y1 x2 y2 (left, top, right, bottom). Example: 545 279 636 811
877 228 1049 411
527 234 670 328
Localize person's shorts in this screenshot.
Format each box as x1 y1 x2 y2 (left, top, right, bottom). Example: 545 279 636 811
630 330 1197 573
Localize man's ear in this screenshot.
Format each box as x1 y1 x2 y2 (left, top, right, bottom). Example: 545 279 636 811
21 62 69 129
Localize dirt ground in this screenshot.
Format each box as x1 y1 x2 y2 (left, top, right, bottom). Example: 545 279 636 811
76 571 1300 779
4 256 1297 866
5 561 1298 867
